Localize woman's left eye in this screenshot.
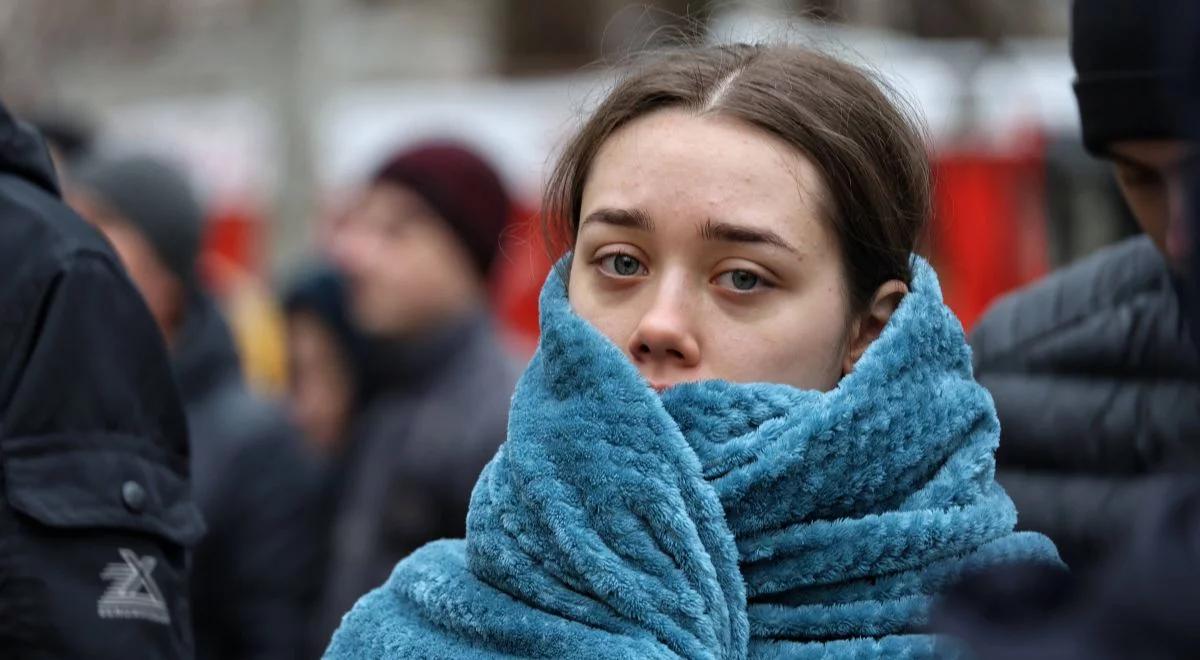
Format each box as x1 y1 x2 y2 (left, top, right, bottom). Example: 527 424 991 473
714 269 765 292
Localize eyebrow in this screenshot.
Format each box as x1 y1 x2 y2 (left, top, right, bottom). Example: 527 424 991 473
579 207 801 256
700 219 801 256
579 208 654 232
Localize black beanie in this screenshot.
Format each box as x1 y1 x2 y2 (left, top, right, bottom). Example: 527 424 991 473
1071 0 1187 155
72 154 204 289
372 142 511 277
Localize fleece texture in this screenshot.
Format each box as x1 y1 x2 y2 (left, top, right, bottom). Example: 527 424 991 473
325 257 1062 659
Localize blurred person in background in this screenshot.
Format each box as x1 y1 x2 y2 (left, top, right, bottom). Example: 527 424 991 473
969 0 1200 571
281 265 371 659
282 264 370 460
0 102 201 658
314 142 521 647
67 154 323 660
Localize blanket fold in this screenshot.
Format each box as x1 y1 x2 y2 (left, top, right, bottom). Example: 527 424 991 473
326 257 1061 659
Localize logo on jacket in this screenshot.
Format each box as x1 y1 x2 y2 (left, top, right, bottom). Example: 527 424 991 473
97 548 170 624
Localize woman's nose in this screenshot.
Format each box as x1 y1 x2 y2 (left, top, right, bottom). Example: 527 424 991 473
626 287 700 369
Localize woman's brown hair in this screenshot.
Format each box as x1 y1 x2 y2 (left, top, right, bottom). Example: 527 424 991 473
544 43 931 311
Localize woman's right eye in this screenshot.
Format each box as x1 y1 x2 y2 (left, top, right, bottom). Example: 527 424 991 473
597 253 647 277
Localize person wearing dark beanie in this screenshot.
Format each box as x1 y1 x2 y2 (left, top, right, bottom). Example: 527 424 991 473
315 140 520 646
373 143 511 276
69 155 204 338
1072 0 1195 270
1071 0 1185 156
960 0 1200 583
67 154 323 660
282 264 370 456
330 141 511 338
965 0 1200 575
932 5 1200 657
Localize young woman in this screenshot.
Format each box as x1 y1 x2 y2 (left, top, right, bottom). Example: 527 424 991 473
325 43 1061 659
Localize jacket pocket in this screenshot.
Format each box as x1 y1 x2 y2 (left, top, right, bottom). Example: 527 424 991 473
0 432 204 659
1 432 205 545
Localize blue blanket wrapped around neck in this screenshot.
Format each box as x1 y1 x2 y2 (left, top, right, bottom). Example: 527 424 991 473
326 257 1061 659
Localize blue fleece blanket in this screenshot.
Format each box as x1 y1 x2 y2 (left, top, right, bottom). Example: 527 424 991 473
326 257 1061 659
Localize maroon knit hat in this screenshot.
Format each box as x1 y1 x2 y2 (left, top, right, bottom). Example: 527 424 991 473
372 141 511 276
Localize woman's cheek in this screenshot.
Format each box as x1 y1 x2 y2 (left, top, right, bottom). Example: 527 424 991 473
571 293 627 348
705 332 754 381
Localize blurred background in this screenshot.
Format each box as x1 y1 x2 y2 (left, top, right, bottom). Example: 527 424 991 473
0 0 1135 374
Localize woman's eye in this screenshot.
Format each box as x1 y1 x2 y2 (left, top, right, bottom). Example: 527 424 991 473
599 253 646 277
715 269 763 291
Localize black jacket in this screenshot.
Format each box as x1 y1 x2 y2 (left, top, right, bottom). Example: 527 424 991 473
971 235 1200 568
174 295 323 660
0 103 204 658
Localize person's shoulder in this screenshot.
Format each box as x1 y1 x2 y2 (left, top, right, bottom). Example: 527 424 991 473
0 171 111 271
970 236 1171 368
0 178 164 419
991 235 1166 320
0 172 130 338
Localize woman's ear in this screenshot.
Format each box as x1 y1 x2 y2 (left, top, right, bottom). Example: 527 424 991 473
842 279 908 376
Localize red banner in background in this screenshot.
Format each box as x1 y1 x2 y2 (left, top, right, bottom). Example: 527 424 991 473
930 137 1050 332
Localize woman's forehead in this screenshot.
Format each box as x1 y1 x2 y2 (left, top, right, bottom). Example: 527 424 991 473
580 110 829 243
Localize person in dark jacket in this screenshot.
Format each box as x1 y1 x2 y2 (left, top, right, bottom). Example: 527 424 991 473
313 142 521 646
933 30 1200 655
282 265 370 459
280 265 372 659
0 103 203 658
970 0 1200 570
67 154 322 660
932 3 1200 657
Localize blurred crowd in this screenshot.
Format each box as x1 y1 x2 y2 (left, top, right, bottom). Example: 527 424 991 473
24 129 532 658
1 0 1199 658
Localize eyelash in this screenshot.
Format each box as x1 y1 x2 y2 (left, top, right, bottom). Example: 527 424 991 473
591 251 775 293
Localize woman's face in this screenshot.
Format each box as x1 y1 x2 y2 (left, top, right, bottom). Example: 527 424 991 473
568 109 857 392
